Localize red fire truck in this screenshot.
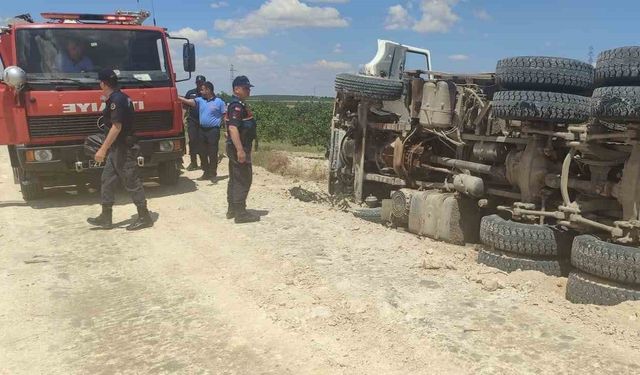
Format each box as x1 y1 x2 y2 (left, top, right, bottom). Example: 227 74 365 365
0 10 196 200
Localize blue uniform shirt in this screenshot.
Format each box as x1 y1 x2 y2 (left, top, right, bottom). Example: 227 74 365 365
55 52 94 73
194 96 226 128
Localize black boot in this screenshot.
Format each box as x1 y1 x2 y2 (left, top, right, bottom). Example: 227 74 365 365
226 205 235 219
126 206 154 231
186 161 199 171
87 205 113 229
234 204 260 224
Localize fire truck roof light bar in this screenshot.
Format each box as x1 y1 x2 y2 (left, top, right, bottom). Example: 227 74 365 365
40 10 150 25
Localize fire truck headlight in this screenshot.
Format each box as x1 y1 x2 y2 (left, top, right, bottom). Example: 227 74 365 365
34 149 53 162
159 141 174 152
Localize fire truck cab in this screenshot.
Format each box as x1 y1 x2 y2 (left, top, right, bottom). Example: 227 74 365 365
0 11 195 200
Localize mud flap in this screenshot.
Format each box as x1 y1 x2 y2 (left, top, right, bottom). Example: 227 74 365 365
408 190 480 245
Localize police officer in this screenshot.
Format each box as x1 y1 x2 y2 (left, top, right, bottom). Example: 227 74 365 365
184 75 206 171
178 81 226 181
87 69 153 231
225 76 260 224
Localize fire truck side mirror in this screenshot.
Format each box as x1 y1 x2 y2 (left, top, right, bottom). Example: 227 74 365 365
3 66 26 90
183 43 196 73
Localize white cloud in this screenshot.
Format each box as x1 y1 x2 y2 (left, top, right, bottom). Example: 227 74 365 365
473 9 491 21
413 0 460 33
448 54 469 61
234 46 269 63
214 0 349 38
385 0 461 33
169 27 225 47
333 43 343 53
310 59 352 70
306 0 349 3
385 5 411 30
210 1 229 8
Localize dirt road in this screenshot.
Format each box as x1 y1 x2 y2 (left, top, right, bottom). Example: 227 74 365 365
1 147 639 374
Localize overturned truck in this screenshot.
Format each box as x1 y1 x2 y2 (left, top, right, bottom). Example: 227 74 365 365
328 40 640 305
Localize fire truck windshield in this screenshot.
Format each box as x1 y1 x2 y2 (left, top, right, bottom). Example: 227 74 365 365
16 28 171 89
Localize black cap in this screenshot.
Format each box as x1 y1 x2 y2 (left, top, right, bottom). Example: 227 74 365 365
98 69 118 82
195 75 206 83
232 75 254 88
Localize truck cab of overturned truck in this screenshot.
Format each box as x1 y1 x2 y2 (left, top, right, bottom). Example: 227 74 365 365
0 11 196 200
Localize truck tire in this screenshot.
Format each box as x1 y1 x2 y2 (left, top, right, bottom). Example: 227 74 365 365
496 56 594 94
158 161 180 185
477 248 567 277
591 86 640 122
335 73 404 101
20 179 44 201
492 90 590 123
566 271 640 305
480 215 573 257
595 46 640 86
571 235 640 286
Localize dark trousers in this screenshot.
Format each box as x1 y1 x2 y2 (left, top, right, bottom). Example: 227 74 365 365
101 144 147 208
199 127 220 175
226 143 252 210
187 119 199 161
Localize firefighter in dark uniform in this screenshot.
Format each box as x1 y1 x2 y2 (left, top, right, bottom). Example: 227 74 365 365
184 75 206 171
225 76 260 224
87 69 153 231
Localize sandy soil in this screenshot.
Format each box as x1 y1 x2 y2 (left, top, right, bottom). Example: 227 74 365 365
1 147 639 374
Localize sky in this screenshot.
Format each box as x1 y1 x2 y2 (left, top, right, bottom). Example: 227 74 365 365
2 0 640 96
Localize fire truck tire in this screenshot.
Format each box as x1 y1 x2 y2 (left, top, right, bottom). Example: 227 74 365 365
334 73 404 101
595 46 640 86
571 235 640 286
480 215 573 257
496 56 594 94
158 161 180 185
20 179 43 201
591 86 640 122
492 90 590 123
477 248 567 277
566 271 640 305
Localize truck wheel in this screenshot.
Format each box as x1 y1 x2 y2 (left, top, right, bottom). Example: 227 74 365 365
334 73 404 101
20 179 44 201
496 56 594 94
566 271 640 305
158 161 180 186
595 46 640 86
492 90 590 123
571 235 640 286
480 214 573 257
591 86 640 122
477 248 567 277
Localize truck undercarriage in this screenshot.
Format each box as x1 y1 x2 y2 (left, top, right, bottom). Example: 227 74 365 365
329 40 640 305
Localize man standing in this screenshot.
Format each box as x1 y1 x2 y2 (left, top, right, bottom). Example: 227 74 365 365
183 75 206 171
225 76 260 224
87 69 153 231
178 81 226 181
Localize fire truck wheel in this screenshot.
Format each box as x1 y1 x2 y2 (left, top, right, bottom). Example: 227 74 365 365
566 271 640 305
492 90 590 123
334 73 404 101
496 56 594 94
20 178 44 201
571 235 640 286
477 248 568 277
480 215 573 257
595 46 640 86
158 161 180 186
591 86 640 122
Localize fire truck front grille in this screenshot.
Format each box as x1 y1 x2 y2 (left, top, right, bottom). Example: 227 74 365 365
27 111 174 138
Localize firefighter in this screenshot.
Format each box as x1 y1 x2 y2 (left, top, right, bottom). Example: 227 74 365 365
178 81 226 181
183 75 206 171
87 69 153 231
225 76 260 224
